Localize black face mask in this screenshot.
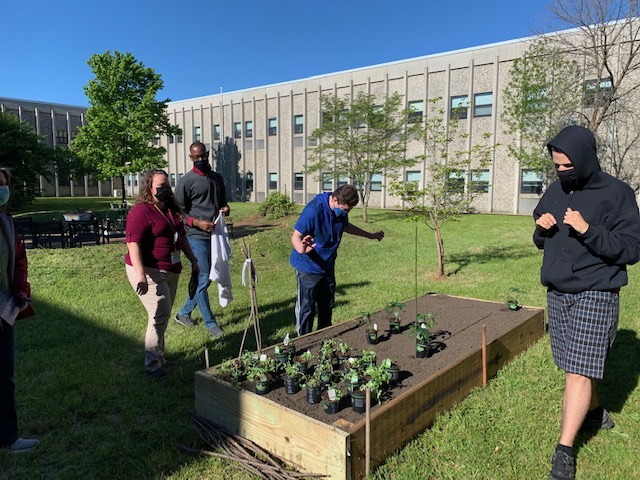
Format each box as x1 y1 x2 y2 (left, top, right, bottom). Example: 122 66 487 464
155 185 173 203
194 160 211 173
557 168 579 189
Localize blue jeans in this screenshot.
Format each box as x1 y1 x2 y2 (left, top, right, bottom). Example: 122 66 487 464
0 320 17 447
295 269 335 336
178 237 218 329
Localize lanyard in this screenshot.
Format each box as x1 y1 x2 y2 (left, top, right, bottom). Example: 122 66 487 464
153 204 179 247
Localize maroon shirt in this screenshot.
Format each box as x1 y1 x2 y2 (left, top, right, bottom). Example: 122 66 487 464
124 202 185 273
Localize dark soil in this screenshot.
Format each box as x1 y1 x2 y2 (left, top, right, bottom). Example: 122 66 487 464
237 293 540 429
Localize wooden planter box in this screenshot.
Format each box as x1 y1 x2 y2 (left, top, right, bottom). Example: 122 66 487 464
195 295 545 479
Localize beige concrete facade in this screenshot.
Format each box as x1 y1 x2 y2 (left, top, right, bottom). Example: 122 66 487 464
0 97 117 197
163 36 546 213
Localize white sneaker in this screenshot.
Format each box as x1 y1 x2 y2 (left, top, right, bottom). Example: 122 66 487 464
7 437 39 453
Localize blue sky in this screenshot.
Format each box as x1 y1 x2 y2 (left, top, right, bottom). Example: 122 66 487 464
2 0 554 107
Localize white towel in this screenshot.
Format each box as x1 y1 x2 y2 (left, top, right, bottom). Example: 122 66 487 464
209 212 233 307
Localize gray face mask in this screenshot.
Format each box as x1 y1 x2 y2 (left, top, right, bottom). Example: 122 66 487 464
557 168 578 188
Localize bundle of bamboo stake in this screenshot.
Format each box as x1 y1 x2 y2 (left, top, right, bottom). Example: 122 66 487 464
184 412 326 480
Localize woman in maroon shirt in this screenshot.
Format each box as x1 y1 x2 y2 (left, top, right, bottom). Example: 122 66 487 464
125 170 198 378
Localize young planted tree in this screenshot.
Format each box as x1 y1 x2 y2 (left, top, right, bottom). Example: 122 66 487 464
502 38 583 189
307 92 416 222
71 51 181 203
390 99 496 277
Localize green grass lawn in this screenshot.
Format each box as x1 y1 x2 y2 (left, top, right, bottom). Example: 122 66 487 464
2 199 639 479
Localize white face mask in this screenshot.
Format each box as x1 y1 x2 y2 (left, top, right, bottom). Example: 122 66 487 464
0 186 9 206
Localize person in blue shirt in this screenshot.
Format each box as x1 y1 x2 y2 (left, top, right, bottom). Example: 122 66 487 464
290 185 384 336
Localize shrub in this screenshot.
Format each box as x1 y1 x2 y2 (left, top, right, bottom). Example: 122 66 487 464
258 192 296 220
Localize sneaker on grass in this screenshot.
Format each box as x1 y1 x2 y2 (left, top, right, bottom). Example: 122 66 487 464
549 450 575 480
208 325 225 339
174 313 194 327
583 407 615 430
146 366 170 379
5 438 39 453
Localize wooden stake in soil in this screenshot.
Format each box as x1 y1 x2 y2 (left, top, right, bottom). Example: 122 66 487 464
205 347 210 369
239 239 263 357
365 388 371 477
482 324 487 386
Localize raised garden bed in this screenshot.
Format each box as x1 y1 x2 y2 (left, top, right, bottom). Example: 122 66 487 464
195 293 545 479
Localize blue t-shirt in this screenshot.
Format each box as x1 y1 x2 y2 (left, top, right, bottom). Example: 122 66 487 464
290 192 348 274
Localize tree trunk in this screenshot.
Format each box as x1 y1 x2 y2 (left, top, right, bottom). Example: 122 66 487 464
361 203 368 223
120 175 127 204
435 225 445 277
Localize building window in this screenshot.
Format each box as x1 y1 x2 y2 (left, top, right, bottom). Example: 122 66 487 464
471 169 490 193
408 100 424 123
473 92 493 117
337 176 348 188
234 122 242 139
194 126 201 142
269 172 278 189
56 129 68 145
584 77 613 107
294 115 304 134
321 172 333 191
213 124 220 141
371 173 383 191
521 169 543 194
450 95 469 120
294 172 304 190
176 135 183 143
447 170 465 193
170 173 176 187
268 118 277 136
405 170 421 187
245 120 253 138
168 135 174 144
153 134 160 146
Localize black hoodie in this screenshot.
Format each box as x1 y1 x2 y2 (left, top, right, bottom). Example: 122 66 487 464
533 125 640 293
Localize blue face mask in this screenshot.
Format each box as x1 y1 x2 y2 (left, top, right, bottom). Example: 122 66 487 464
334 206 348 218
0 186 10 206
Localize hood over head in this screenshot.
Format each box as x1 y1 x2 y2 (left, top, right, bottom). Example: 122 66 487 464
547 125 601 187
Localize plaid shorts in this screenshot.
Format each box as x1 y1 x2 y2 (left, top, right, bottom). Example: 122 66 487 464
547 290 619 379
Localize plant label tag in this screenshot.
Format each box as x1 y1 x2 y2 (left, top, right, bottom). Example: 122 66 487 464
284 333 290 346
373 323 378 331
328 389 337 401
259 354 267 362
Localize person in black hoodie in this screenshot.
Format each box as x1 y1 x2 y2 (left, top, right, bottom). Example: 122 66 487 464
533 125 640 480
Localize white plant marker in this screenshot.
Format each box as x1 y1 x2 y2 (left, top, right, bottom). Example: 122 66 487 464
328 388 337 402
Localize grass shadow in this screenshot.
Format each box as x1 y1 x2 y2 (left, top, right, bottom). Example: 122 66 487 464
447 245 538 276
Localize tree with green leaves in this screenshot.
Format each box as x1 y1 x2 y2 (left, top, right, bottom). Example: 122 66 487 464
307 92 415 222
0 111 69 205
503 0 640 192
390 99 496 277
502 38 582 189
71 51 181 202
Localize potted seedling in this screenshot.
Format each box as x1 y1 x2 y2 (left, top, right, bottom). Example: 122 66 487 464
362 311 378 345
319 338 339 370
302 371 322 404
282 332 296 358
363 363 392 404
381 358 400 385
336 341 352 370
295 349 314 375
322 383 343 415
507 287 522 311
360 349 377 368
413 313 436 358
246 355 276 395
274 345 290 366
385 301 405 334
315 361 334 388
215 357 245 386
282 362 302 395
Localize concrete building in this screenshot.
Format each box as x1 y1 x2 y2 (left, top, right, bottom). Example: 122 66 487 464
0 97 121 197
162 35 542 214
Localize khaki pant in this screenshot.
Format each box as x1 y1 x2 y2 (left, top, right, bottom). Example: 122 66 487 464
126 264 180 372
